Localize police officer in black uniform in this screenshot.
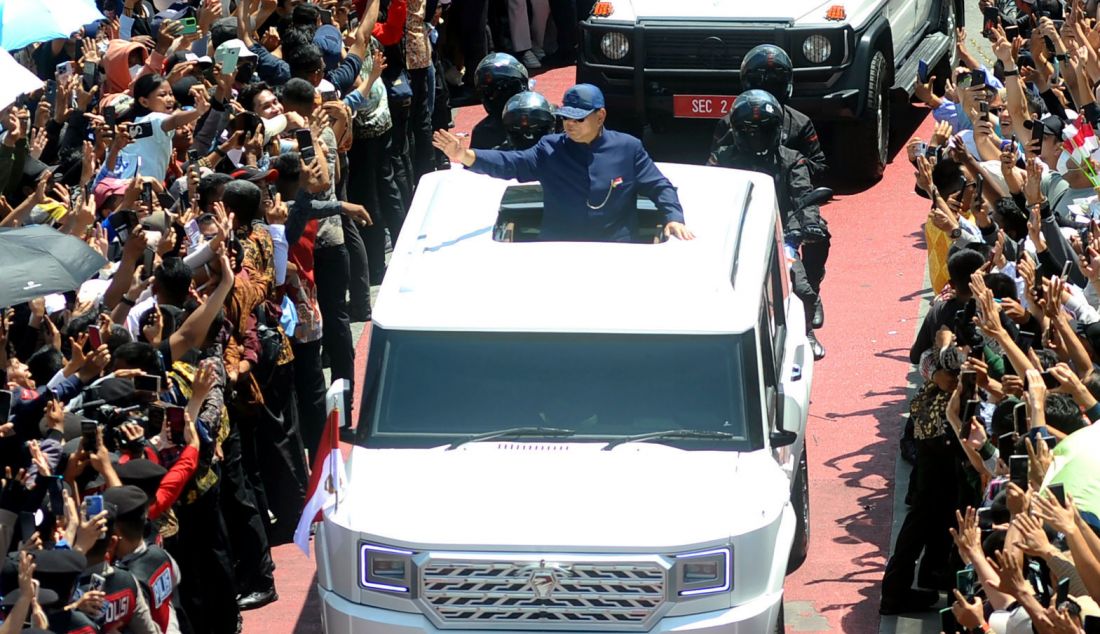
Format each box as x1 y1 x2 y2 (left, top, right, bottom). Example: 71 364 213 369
500 92 558 150
471 53 530 150
709 90 830 359
710 44 828 181
74 501 161 634
106 486 185 634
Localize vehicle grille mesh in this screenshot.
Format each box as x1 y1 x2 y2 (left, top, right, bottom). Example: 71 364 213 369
420 559 667 630
644 30 774 69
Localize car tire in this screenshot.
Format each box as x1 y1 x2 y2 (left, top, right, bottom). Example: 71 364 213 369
838 50 889 183
786 448 810 574
774 599 786 634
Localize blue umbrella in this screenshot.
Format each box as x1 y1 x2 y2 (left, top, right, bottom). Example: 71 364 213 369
0 0 104 52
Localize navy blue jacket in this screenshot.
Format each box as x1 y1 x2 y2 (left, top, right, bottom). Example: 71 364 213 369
470 130 684 242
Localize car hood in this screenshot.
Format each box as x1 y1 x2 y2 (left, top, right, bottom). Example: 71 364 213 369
329 442 789 551
616 0 835 23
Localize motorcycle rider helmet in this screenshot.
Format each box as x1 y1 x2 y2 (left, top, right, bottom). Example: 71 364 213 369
502 92 557 150
474 53 530 119
730 90 784 157
740 44 794 104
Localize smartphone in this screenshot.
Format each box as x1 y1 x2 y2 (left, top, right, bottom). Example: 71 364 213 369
983 5 1000 37
1049 482 1067 506
187 148 199 165
19 511 36 541
56 61 75 82
142 248 154 280
974 172 985 209
1018 329 1036 355
81 420 98 452
970 68 987 88
961 400 979 438
215 45 241 76
85 494 104 518
107 209 138 242
960 369 977 403
104 104 116 127
295 128 315 162
45 475 63 514
129 121 154 140
1041 434 1057 450
1010 454 1029 488
148 402 166 429
88 572 106 592
181 16 199 35
133 373 162 394
1057 576 1070 605
999 432 1017 462
141 181 153 207
44 80 57 110
956 568 978 598
0 389 11 422
918 58 930 83
320 89 339 102
980 99 991 116
940 606 963 633
1041 368 1061 389
319 7 333 23
88 325 102 349
1013 401 1028 435
166 405 185 445
83 61 96 90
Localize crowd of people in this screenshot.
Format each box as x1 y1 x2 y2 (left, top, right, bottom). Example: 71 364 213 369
882 0 1100 631
0 0 606 632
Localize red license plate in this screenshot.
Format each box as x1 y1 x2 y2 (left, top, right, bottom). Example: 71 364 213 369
673 95 737 119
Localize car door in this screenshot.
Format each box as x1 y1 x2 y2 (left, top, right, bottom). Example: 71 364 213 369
885 0 919 57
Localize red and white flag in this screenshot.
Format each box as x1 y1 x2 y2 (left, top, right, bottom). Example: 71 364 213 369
1063 122 1098 162
294 379 350 556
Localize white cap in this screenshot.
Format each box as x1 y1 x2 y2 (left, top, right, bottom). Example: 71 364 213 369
215 39 258 59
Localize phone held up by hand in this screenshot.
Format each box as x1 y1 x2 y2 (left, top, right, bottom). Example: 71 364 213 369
296 128 315 162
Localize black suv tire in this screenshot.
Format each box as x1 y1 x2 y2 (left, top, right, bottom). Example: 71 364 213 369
787 448 810 574
838 50 889 183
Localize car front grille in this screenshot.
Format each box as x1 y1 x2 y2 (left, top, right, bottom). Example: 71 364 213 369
418 556 668 630
644 30 775 70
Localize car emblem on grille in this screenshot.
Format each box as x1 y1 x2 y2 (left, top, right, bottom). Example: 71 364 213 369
516 561 572 599
699 36 726 69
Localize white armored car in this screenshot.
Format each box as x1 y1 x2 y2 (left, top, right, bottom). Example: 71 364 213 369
314 163 816 633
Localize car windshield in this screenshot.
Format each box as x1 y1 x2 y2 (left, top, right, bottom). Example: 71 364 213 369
358 330 758 449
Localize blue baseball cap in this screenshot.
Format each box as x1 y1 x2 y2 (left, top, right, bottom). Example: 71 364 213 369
557 84 605 120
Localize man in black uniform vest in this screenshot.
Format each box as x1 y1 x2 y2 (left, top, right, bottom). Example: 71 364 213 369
31 549 99 634
73 500 160 633
106 486 183 634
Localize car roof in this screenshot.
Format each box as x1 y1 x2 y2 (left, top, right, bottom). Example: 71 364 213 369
373 162 780 335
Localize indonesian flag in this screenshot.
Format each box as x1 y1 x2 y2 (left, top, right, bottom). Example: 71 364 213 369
294 379 350 556
1063 122 1099 162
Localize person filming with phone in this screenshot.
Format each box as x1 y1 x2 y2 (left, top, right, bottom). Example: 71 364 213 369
432 84 695 243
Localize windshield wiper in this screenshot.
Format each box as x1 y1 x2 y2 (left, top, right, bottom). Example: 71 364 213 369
447 426 576 450
602 428 738 450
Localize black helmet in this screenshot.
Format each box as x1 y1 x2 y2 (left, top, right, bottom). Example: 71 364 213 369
730 90 784 157
474 53 530 118
502 92 557 150
740 44 793 104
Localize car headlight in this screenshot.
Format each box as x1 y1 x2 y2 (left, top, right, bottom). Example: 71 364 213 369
359 543 413 592
600 32 630 61
802 34 831 64
675 547 731 596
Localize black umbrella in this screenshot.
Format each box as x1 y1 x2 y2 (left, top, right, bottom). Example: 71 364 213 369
0 224 107 308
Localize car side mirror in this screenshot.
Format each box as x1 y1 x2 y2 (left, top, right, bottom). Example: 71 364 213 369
770 384 797 448
771 428 797 448
798 187 833 209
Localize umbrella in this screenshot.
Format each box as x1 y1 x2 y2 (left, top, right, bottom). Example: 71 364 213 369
0 0 104 52
0 47 43 111
1042 423 1100 520
0 224 106 308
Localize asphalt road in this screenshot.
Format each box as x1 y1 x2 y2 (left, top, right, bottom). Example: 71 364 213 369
242 15 997 633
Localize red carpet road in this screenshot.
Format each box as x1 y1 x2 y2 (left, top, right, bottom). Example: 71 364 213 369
241 66 937 633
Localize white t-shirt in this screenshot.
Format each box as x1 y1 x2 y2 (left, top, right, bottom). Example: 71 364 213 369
118 112 173 181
